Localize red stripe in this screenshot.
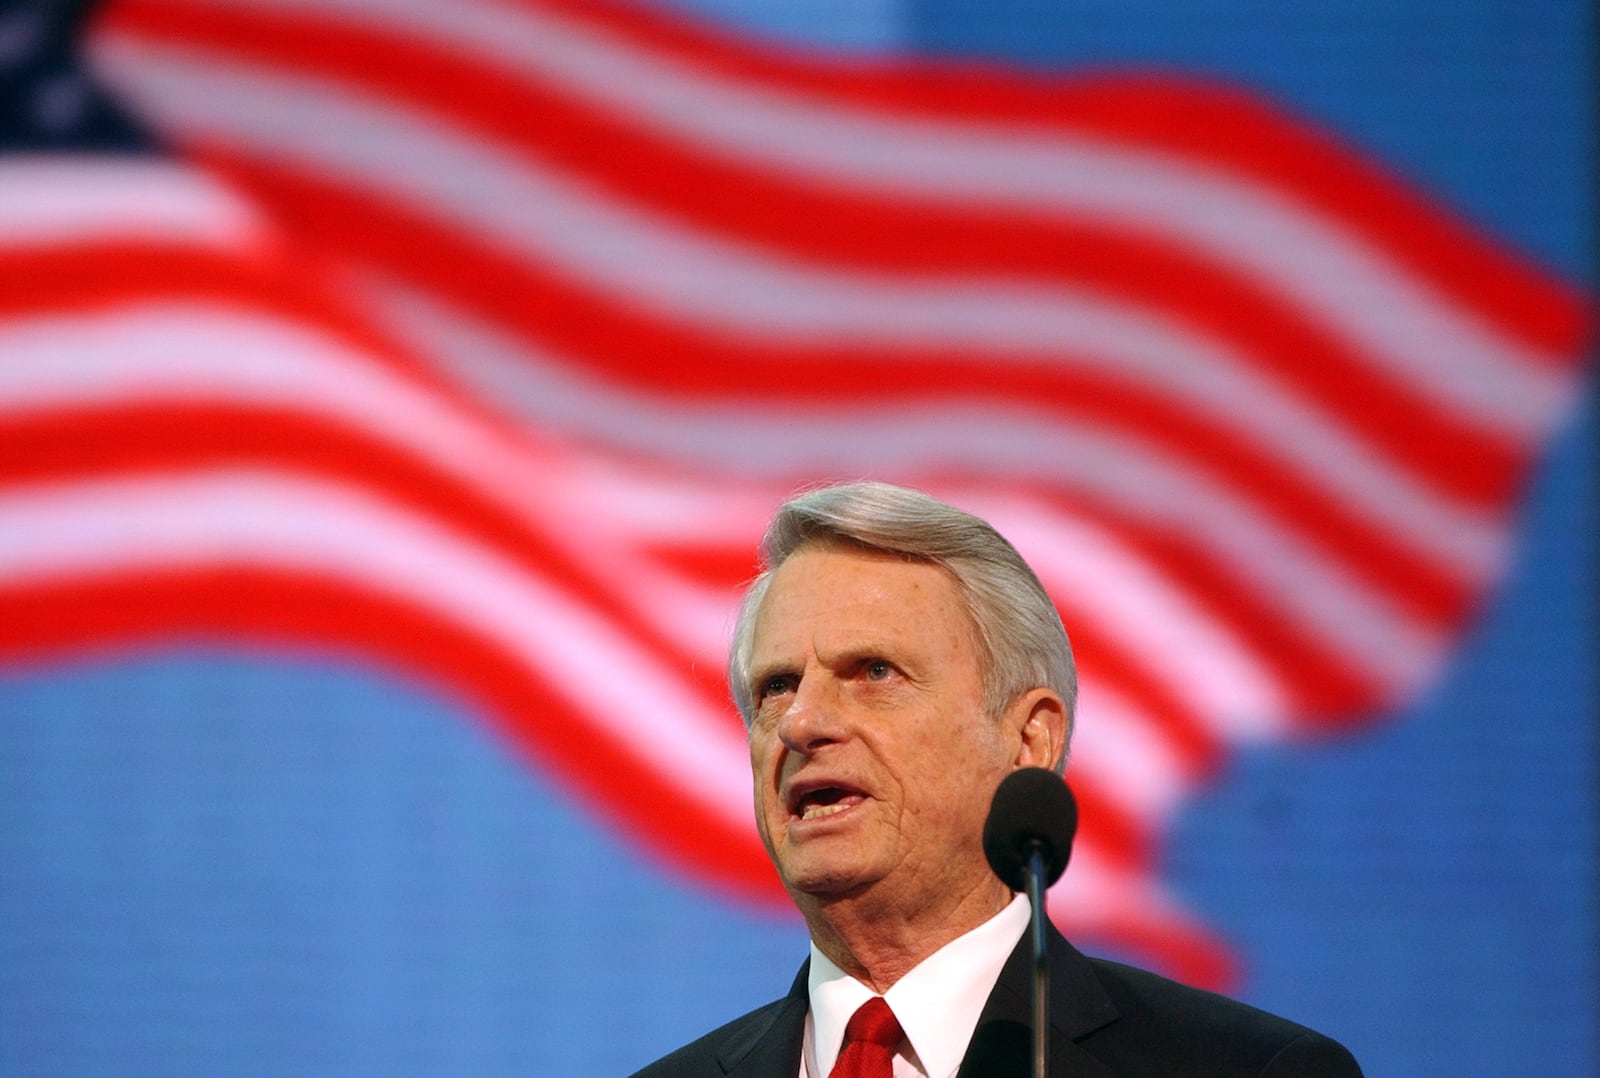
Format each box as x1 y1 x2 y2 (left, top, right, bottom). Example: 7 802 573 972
1024 486 1384 724
83 396 1378 725
175 154 1484 628
523 0 1591 356
0 559 1154 919
94 0 1540 507
1069 770 1162 873
0 262 1387 727
0 398 1379 901
0 267 1233 774
641 536 763 594
1048 615 1221 776
0 394 1247 760
0 567 783 904
0 240 465 400
0 402 727 691
0 242 593 481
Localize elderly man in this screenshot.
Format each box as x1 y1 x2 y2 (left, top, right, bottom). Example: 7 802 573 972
633 481 1362 1077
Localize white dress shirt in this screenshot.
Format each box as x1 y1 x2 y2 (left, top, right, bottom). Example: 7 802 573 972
801 893 1030 1078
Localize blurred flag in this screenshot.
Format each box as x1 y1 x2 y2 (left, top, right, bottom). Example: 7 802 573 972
2 0 1589 990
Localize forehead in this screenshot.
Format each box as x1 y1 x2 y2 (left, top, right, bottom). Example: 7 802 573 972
750 545 973 658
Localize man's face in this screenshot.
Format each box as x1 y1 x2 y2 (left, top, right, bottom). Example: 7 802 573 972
745 545 1020 915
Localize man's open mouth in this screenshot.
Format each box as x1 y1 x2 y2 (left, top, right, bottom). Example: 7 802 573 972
789 784 866 821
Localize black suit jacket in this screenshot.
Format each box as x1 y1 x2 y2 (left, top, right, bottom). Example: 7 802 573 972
630 922 1362 1077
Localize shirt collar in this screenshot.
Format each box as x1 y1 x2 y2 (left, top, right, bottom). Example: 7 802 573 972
807 894 1030 1078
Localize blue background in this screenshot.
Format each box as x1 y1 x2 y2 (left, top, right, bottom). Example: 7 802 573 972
1 1 1592 1075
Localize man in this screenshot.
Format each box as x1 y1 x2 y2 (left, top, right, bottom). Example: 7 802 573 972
633 481 1362 1077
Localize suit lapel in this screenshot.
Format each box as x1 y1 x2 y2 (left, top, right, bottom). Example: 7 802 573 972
715 962 810 1077
957 923 1121 1078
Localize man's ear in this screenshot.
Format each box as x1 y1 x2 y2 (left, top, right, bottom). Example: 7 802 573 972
1006 687 1068 771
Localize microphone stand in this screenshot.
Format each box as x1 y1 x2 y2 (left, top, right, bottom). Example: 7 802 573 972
983 767 1076 1078
1025 841 1048 1078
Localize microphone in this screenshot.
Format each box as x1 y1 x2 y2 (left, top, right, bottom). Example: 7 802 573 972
983 767 1078 1078
983 766 1078 892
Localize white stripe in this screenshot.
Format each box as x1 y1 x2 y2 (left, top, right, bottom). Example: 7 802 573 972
365 274 1505 596
0 468 757 823
1044 845 1128 921
0 466 1192 945
0 302 1232 701
957 491 1290 735
94 39 1511 585
349 283 1458 693
0 156 266 249
0 300 1437 703
102 0 1573 439
533 459 777 544
1068 684 1196 823
1045 845 1187 940
0 303 553 503
0 302 757 669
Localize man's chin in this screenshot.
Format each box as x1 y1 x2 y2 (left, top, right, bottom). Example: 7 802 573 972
777 859 878 904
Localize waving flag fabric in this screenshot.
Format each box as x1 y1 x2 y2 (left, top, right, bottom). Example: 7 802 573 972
1 0 1591 1073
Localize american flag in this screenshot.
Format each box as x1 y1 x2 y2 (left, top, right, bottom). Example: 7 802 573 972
3 0 1589 997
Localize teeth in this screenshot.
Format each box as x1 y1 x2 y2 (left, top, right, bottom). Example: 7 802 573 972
801 801 851 821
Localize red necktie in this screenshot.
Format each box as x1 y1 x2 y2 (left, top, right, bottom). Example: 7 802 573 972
829 997 904 1078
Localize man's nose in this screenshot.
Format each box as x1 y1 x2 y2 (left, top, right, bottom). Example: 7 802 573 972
776 675 845 755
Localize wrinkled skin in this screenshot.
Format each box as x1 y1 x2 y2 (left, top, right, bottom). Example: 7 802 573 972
744 545 1064 989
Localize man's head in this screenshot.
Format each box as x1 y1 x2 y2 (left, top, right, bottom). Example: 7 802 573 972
730 481 1075 953
730 481 1076 742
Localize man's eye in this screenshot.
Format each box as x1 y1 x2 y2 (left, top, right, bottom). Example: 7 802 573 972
864 660 893 681
759 675 796 700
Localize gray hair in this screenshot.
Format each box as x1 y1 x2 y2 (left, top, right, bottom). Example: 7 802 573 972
728 481 1076 760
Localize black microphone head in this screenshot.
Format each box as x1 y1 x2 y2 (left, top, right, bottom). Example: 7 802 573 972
983 767 1078 891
